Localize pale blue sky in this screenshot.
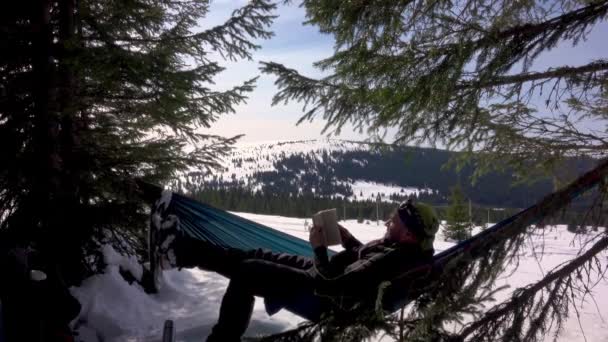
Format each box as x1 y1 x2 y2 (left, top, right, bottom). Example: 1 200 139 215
199 1 368 142
201 1 608 143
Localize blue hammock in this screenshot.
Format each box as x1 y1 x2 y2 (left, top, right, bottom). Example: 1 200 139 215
166 191 323 258
145 159 607 321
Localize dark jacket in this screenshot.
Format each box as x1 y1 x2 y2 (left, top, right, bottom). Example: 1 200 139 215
232 232 434 318
310 234 434 300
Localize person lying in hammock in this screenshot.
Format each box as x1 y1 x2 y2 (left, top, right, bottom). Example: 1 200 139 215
152 199 439 342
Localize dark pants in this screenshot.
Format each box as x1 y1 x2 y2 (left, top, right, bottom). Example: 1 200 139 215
175 237 318 341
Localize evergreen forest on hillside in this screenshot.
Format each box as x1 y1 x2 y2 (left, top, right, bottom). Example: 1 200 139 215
183 143 598 210
188 184 599 228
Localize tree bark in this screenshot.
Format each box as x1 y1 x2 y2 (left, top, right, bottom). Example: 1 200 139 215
56 0 88 284
31 0 58 233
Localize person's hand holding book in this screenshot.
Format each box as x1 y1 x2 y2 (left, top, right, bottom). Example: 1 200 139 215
338 224 353 248
309 225 326 248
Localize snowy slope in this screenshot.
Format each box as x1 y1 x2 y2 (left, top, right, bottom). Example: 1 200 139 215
179 138 434 202
185 139 365 185
71 213 608 342
221 139 369 180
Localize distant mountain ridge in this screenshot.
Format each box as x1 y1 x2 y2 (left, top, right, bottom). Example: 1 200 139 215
180 139 595 208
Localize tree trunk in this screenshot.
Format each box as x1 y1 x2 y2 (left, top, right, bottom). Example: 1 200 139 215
28 0 86 285
31 0 59 234
56 0 88 284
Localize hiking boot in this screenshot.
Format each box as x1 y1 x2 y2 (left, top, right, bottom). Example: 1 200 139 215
150 213 181 272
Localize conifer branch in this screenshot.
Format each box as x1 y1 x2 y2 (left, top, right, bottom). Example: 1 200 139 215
456 61 608 90
83 0 276 61
1 0 275 281
454 236 608 341
419 1 608 57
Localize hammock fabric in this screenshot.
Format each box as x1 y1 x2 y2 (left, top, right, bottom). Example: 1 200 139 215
144 159 608 321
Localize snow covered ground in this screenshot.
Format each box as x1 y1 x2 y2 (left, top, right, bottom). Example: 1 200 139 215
71 213 608 342
348 180 433 202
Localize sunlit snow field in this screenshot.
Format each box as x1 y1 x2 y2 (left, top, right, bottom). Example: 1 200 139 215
178 139 437 202
71 212 608 342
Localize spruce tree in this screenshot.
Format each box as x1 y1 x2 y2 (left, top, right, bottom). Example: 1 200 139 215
444 185 472 241
259 0 608 340
0 0 275 282
261 0 608 179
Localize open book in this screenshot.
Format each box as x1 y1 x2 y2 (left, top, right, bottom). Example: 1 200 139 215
312 208 342 246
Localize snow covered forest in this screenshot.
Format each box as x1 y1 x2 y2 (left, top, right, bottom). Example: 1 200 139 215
181 139 595 225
